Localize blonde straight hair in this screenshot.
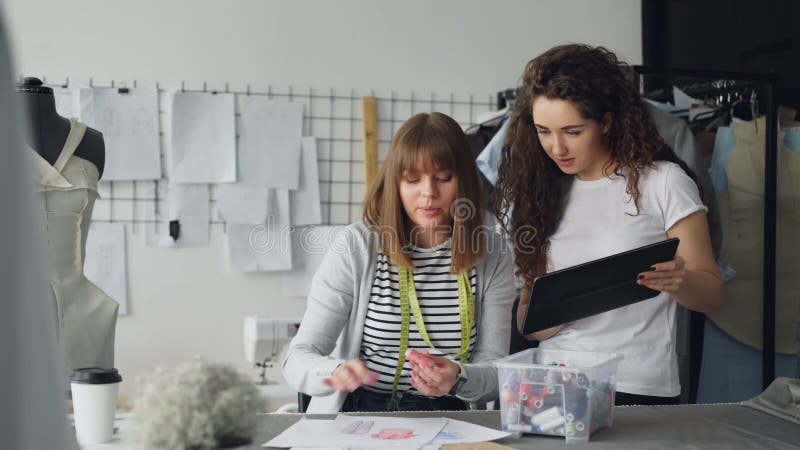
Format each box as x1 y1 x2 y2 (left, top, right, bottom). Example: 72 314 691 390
362 112 485 273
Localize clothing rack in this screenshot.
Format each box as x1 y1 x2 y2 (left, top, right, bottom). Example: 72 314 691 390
634 65 779 390
645 78 762 107
496 88 517 110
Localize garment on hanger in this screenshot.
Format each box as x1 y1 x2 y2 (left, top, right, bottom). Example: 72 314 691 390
465 111 510 211
646 103 722 258
475 117 510 186
697 319 799 403
30 118 118 380
465 112 508 160
708 115 800 354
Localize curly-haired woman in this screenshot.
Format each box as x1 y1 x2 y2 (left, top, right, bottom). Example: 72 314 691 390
495 44 723 406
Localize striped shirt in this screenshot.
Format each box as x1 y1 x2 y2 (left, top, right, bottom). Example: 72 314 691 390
360 239 477 394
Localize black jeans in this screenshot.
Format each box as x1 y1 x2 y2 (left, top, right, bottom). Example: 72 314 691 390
615 391 681 406
342 388 468 412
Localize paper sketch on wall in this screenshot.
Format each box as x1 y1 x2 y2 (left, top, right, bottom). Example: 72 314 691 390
84 222 128 315
227 189 292 272
282 226 346 297
217 184 271 225
237 96 303 189
171 91 236 183
290 136 322 226
81 86 161 181
145 182 210 247
52 79 91 119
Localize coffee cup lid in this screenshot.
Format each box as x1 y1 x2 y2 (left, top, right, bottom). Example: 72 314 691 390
70 367 122 385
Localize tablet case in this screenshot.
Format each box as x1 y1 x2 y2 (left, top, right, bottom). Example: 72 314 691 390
521 238 680 335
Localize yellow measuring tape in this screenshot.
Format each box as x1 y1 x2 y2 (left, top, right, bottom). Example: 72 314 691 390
390 267 474 403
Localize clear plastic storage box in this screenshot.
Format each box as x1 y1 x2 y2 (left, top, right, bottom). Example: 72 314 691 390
495 348 623 443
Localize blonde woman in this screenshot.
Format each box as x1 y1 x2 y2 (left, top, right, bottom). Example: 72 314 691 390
282 112 515 413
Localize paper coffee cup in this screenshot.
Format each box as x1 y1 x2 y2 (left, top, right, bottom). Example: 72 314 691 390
70 367 122 445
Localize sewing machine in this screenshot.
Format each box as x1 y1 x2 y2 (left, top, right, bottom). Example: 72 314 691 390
243 315 301 384
243 315 301 412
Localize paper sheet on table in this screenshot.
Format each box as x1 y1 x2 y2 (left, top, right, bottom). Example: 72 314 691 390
171 92 236 183
289 446 441 450
238 96 303 189
267 418 334 449
144 183 210 247
227 189 292 272
290 137 322 226
217 184 271 225
264 415 447 449
52 80 91 119
281 226 345 297
80 87 161 181
84 222 128 315
440 443 515 450
430 418 511 445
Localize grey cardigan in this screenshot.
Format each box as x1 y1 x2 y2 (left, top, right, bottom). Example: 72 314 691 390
281 222 516 413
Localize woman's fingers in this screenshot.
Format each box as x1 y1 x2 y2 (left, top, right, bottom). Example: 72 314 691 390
414 364 443 386
638 273 684 292
648 256 685 272
411 371 442 396
350 360 379 384
410 354 458 397
324 359 378 392
332 366 358 392
638 256 686 292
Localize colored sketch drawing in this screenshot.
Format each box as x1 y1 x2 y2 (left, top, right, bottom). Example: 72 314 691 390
436 430 465 440
371 428 417 439
340 420 373 435
264 415 509 448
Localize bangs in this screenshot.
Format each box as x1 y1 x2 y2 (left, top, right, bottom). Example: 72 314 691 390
395 130 457 177
362 111 484 272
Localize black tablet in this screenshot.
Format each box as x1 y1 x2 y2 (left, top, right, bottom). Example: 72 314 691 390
521 238 680 335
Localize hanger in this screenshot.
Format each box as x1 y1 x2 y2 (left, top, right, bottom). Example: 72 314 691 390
472 106 510 127
496 88 517 110
729 98 752 120
728 90 759 134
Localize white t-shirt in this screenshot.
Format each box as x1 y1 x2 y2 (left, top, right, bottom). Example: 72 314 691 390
538 161 707 397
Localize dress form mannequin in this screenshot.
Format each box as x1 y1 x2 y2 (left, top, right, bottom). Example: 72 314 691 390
19 76 118 383
16 76 105 177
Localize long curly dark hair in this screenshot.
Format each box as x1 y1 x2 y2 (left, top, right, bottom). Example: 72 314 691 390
494 44 700 284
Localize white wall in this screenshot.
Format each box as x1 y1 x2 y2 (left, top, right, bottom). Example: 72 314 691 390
4 0 641 399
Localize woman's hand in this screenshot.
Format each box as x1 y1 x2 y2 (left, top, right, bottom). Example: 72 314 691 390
322 359 378 392
408 351 459 397
518 285 564 341
637 256 686 293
